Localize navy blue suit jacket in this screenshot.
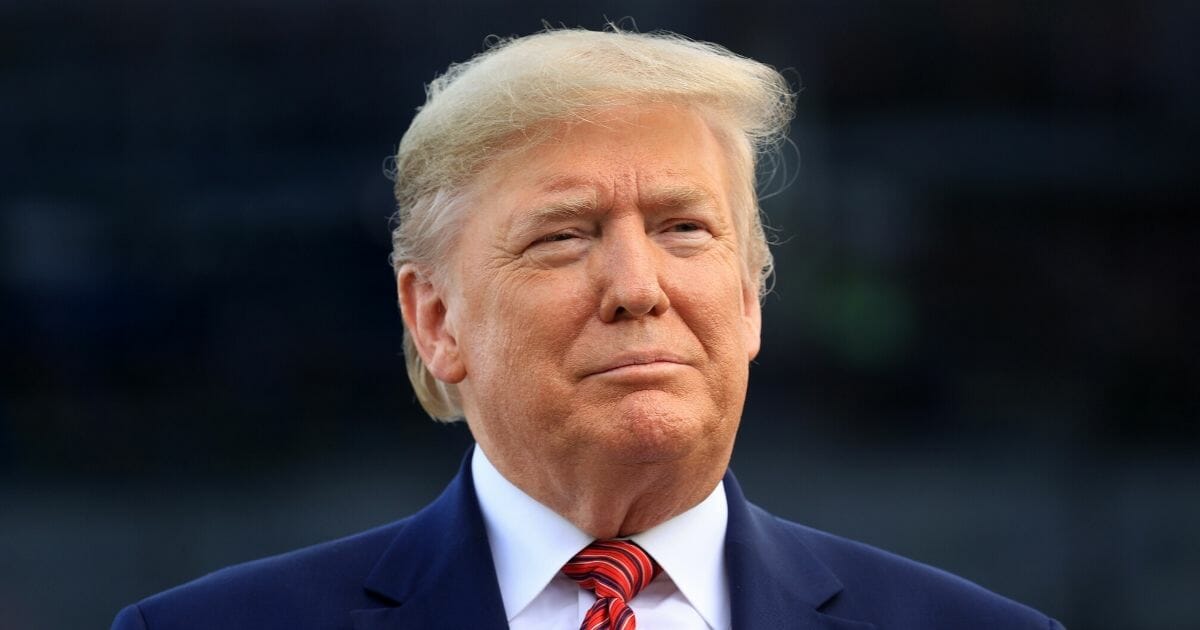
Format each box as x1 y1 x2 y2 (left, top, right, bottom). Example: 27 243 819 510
113 451 1063 629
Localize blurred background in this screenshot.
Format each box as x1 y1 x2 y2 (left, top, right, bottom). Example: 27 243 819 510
2 1 1197 628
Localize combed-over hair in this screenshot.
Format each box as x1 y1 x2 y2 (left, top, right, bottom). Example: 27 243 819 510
390 26 795 421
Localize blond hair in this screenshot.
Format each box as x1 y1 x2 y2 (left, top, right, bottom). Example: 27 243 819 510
390 26 795 420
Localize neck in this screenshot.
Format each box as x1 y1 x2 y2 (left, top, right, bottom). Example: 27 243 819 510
479 442 731 539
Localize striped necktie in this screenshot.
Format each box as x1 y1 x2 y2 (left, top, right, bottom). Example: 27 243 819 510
562 540 661 630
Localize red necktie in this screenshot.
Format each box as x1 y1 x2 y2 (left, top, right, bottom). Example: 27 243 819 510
562 540 661 630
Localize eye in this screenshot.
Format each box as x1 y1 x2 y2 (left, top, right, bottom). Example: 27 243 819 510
537 232 579 243
525 229 589 258
668 221 705 233
661 220 711 236
656 219 713 256
525 229 589 267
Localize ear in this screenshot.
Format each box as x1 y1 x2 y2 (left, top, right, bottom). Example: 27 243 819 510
742 279 762 361
397 264 467 384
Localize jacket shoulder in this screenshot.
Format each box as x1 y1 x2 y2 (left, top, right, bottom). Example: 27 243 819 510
115 518 410 630
766 509 1062 629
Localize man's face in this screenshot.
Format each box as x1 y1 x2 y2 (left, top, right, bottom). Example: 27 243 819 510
434 104 760 479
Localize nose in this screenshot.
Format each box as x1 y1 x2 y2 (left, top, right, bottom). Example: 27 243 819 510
595 221 671 322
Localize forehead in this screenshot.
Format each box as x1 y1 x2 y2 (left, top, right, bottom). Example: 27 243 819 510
465 103 735 216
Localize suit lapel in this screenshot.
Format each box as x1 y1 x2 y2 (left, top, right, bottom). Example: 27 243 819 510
348 452 875 630
724 471 876 630
352 448 509 630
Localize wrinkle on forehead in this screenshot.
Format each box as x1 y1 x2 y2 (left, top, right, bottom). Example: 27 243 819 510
459 101 742 252
515 176 722 220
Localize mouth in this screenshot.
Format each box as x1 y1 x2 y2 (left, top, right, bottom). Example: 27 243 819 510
586 352 690 378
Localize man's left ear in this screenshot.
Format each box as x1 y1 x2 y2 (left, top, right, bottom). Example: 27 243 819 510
742 280 762 361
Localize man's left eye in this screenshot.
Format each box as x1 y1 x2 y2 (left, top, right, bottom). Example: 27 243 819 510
668 222 704 232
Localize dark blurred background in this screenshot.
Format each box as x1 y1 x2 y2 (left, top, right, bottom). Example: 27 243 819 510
2 1 1197 628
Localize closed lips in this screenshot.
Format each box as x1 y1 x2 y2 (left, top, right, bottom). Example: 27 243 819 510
588 353 689 376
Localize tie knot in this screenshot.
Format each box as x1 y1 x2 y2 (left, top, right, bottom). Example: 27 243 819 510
562 540 661 602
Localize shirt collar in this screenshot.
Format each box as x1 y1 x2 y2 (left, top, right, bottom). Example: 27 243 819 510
472 446 593 620
471 445 730 629
631 475 729 630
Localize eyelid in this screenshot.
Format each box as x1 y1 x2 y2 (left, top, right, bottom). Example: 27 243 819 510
528 226 588 249
538 231 577 242
660 218 712 234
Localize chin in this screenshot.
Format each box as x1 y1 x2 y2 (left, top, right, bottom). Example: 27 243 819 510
599 390 717 464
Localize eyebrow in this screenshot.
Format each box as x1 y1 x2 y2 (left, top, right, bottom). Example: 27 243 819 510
509 179 720 237
530 193 599 221
508 190 600 238
641 182 719 212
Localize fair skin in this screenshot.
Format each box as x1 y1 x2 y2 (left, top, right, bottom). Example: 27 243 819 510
398 103 761 539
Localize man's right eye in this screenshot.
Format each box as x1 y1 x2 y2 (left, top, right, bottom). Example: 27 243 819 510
538 232 577 243
525 231 589 267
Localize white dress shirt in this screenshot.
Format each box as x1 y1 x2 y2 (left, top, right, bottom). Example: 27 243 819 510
472 446 731 630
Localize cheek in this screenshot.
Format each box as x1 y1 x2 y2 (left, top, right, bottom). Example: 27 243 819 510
463 270 594 375
677 271 750 338
674 276 755 404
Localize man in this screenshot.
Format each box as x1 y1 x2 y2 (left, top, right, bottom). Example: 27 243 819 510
113 27 1064 629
